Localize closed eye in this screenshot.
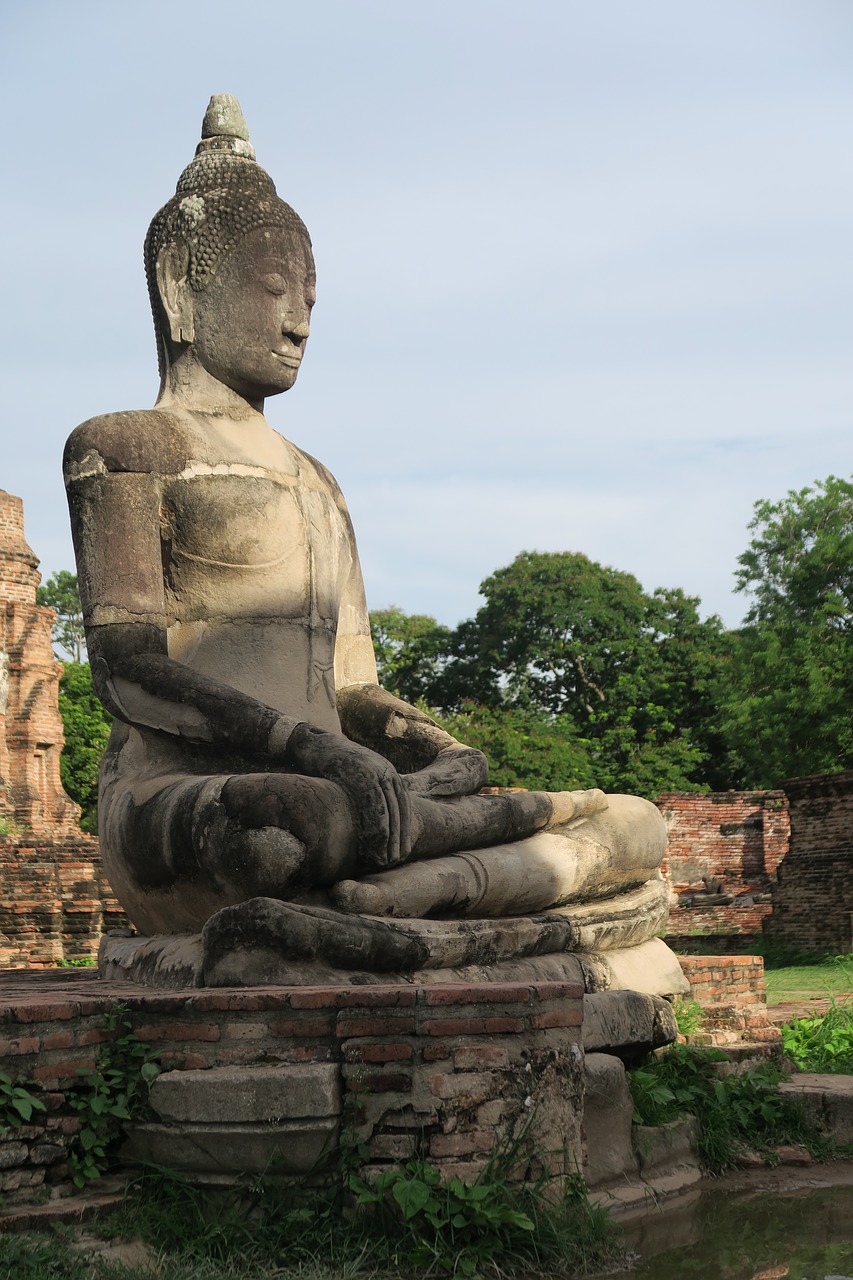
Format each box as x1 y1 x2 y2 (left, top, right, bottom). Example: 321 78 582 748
262 273 288 295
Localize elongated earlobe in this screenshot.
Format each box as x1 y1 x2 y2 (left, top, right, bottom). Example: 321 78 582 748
157 242 194 345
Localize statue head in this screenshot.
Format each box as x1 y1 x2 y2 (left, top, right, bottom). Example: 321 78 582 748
144 95 315 399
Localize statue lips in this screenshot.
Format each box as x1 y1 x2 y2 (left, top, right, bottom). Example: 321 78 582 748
272 350 302 368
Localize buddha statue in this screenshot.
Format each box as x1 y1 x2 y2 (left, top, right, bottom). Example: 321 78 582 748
64 96 685 995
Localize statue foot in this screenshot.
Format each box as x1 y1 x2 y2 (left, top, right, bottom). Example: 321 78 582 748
547 788 608 827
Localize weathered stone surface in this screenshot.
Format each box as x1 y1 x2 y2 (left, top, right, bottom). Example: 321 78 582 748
633 1116 697 1173
63 93 682 997
582 1052 637 1187
98 933 203 988
583 990 677 1056
149 1064 340 1124
123 1119 337 1176
780 1073 853 1144
550 875 670 952
589 938 691 999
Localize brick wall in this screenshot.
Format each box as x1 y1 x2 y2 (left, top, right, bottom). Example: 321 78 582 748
0 979 585 1196
678 955 779 1048
0 489 127 965
656 791 790 948
0 835 126 967
764 771 853 954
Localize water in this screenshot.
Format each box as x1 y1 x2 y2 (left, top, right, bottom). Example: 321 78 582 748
603 1183 853 1279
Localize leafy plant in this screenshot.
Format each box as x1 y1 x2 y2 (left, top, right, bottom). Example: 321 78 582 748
628 1044 826 1173
351 1158 535 1275
672 997 704 1037
66 1006 160 1187
782 1004 853 1074
0 1071 46 1128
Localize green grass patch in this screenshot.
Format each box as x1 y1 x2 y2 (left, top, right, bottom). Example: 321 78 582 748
765 954 853 1006
85 1154 623 1280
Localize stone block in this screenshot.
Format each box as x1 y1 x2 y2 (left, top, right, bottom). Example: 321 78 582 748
780 1073 853 1144
582 990 677 1056
633 1116 697 1173
123 1118 337 1176
149 1064 341 1124
582 1052 637 1187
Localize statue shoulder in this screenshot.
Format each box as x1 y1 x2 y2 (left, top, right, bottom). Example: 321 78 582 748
64 409 195 479
298 449 349 512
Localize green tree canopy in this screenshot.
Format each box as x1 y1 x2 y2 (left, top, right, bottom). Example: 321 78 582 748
722 476 853 787
36 569 86 662
58 661 111 833
370 606 453 704
371 553 730 797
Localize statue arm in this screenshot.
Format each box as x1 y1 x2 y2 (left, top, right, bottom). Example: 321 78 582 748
330 499 487 798
64 450 412 866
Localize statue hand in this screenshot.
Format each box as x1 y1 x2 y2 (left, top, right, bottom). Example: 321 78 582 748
402 745 488 798
282 722 412 867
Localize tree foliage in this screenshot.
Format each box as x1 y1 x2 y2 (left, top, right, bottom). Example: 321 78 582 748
722 477 853 787
432 552 728 795
58 662 111 833
372 552 730 797
370 606 452 704
36 569 86 662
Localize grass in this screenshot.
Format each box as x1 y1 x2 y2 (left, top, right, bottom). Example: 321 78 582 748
0 1158 624 1280
764 954 853 1007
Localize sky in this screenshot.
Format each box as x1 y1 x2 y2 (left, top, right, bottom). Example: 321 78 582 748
2 1 852 630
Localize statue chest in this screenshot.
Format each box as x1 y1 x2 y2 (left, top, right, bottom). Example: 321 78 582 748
160 471 353 623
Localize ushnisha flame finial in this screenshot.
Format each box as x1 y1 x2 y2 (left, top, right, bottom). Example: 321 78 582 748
196 93 256 161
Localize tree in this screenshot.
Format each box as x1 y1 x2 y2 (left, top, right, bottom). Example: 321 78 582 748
370 606 453 704
435 703 598 792
434 552 728 795
57 662 111 833
36 569 86 662
721 477 853 786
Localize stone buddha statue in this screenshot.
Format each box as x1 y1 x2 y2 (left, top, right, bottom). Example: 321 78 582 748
65 96 685 995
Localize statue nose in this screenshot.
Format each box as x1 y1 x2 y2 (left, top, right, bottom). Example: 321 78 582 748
285 317 310 342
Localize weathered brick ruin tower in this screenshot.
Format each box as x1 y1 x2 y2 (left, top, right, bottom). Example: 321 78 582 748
0 489 123 965
0 489 78 834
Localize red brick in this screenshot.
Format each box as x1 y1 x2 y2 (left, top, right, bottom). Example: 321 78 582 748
331 988 417 1009
134 1022 221 1043
336 1016 416 1039
422 1017 525 1037
74 1028 108 1048
531 1009 582 1029
342 1042 413 1064
269 1017 336 1039
32 1058 95 1084
0 1036 40 1056
430 1131 494 1158
41 1031 74 1051
159 1052 210 1071
421 1044 451 1063
422 984 529 1007
453 1045 509 1070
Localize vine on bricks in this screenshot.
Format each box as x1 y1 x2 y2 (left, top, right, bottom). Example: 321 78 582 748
66 1005 160 1187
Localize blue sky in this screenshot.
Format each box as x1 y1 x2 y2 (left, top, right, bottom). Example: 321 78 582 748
2 1 852 628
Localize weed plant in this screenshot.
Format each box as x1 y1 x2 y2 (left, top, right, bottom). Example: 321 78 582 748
96 1149 622 1280
782 1002 853 1073
628 1044 829 1173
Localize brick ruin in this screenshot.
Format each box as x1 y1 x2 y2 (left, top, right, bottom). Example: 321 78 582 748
764 770 853 955
0 489 124 967
657 790 790 951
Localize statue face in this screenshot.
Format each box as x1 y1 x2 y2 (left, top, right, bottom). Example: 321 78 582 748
190 226 316 399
